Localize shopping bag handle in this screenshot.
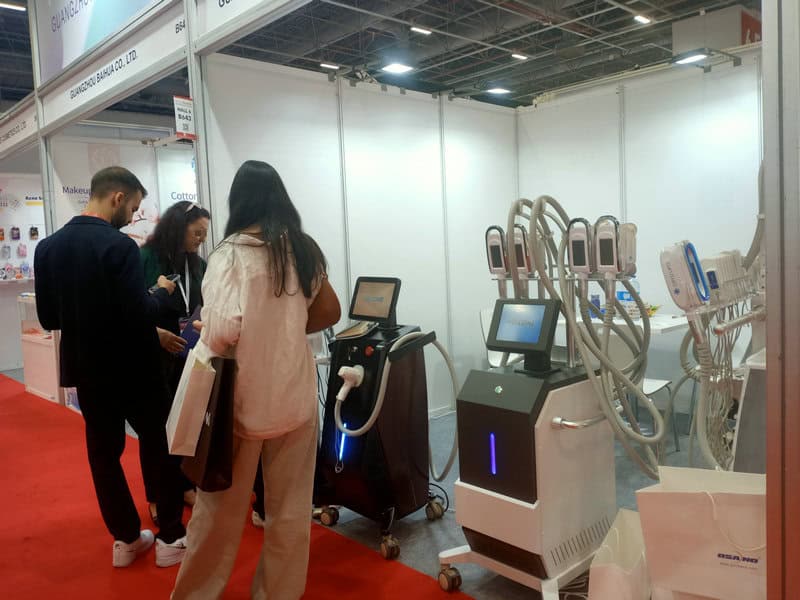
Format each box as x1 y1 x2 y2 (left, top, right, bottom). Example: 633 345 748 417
594 527 625 559
705 492 766 554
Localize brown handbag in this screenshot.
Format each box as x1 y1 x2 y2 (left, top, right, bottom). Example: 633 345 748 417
181 356 236 492
307 275 341 334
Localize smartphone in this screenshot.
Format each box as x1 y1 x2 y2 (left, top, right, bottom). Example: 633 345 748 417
148 274 181 295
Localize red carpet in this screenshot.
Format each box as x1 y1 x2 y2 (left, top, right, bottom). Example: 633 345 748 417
0 376 471 599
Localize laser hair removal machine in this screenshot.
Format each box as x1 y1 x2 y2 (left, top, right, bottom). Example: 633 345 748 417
314 277 458 559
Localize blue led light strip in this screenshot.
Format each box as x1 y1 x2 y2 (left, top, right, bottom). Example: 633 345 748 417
339 424 348 461
490 433 497 475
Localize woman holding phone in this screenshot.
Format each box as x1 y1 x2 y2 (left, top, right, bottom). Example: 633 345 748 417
140 200 211 522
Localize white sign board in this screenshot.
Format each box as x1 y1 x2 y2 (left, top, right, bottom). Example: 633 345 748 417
0 103 39 160
173 96 197 140
34 0 161 84
196 0 266 36
40 3 186 131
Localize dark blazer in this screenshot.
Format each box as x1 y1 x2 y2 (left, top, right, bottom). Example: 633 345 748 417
34 216 170 388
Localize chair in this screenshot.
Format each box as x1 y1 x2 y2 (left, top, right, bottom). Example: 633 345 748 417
583 323 680 453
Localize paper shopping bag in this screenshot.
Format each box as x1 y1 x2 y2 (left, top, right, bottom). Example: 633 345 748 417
166 348 216 456
637 467 766 600
588 509 650 600
181 356 236 492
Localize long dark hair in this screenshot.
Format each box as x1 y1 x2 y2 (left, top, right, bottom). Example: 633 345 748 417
224 160 326 298
144 201 210 277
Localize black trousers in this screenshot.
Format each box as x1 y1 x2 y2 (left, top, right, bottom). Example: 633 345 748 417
143 350 194 502
76 379 186 544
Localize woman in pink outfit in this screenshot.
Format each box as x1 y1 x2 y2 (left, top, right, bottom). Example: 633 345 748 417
172 161 340 600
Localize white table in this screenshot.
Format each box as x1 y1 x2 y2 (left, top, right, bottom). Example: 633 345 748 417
557 313 689 336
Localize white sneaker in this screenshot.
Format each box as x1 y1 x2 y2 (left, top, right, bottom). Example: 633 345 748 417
112 529 155 567
251 511 265 528
155 536 187 568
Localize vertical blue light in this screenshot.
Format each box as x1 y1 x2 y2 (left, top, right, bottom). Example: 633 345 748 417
338 424 348 461
490 433 497 475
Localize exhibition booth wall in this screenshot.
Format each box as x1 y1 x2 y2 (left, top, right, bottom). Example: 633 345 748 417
202 51 761 415
49 132 196 239
1 0 795 591
518 51 761 409
203 55 517 416
0 116 195 372
0 168 42 371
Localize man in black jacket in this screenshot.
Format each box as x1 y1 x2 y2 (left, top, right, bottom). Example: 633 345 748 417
34 167 187 568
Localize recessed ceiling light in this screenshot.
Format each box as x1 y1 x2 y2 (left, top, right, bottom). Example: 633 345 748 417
411 26 432 35
512 53 529 61
634 15 651 24
675 52 708 65
0 2 25 11
320 63 340 70
487 88 511 95
382 63 414 74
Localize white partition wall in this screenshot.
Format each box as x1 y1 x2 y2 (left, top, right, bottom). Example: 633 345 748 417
515 52 762 411
199 49 761 417
341 85 452 415
624 57 762 397
201 54 521 416
203 55 348 303
625 56 762 309
155 146 199 213
442 100 516 383
518 87 622 220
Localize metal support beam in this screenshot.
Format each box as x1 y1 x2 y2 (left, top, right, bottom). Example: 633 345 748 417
437 0 742 89
603 0 640 17
319 0 523 55
475 0 627 52
184 0 215 247
414 5 619 74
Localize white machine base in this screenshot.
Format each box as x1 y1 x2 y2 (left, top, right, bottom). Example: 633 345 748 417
438 544 593 598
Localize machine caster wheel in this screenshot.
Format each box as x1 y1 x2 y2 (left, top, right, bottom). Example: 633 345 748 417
380 536 400 560
320 507 339 527
438 567 462 592
426 499 445 521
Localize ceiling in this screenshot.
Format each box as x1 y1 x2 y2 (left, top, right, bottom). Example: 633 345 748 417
0 0 761 115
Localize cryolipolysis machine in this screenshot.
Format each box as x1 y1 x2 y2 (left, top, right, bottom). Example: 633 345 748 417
659 188 766 472
314 276 459 559
439 196 665 597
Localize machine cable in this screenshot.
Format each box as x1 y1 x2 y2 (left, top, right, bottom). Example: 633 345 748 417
334 330 460 483
501 194 665 479
660 165 765 470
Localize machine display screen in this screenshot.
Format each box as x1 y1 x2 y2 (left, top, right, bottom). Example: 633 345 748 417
599 238 615 266
489 245 503 268
571 240 586 267
495 303 546 345
351 280 397 320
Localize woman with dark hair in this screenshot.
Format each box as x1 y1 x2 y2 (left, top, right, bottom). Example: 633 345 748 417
140 200 211 522
172 161 340 600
